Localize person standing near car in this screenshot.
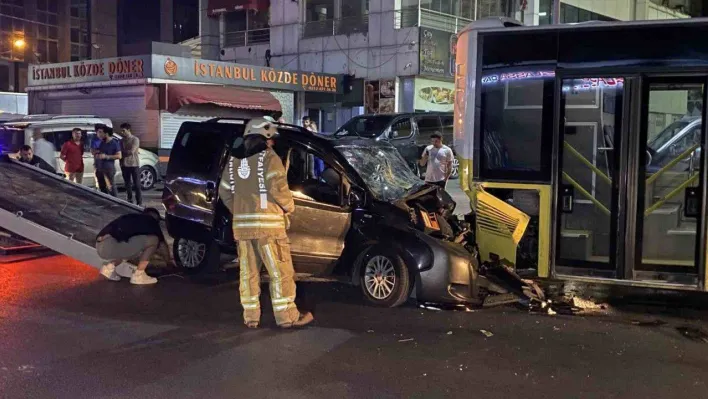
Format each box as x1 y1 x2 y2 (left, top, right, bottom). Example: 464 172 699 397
31 128 56 172
18 145 56 173
419 132 454 189
219 117 313 329
60 128 84 184
119 123 142 206
95 126 121 197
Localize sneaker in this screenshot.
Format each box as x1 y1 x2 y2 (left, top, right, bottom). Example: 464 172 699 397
130 270 157 285
100 263 121 281
115 263 137 278
279 312 314 329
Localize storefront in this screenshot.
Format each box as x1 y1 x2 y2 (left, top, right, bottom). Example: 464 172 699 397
26 54 342 168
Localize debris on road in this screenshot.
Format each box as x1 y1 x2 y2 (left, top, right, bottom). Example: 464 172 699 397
480 329 494 338
446 331 453 335
676 326 708 343
398 338 415 343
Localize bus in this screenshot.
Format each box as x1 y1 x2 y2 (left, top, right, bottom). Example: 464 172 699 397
454 17 708 290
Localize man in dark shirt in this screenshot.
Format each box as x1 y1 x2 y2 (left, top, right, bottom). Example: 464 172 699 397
96 208 170 285
18 145 56 173
94 125 121 197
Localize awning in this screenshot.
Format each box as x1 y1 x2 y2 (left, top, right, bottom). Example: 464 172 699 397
166 84 282 113
208 0 269 16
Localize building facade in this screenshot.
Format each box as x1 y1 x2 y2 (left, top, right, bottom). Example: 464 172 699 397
0 0 117 93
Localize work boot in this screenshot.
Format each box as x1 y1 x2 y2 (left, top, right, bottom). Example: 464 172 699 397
280 312 314 329
100 263 121 281
130 270 157 285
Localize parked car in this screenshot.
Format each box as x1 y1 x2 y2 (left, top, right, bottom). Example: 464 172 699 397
331 112 460 179
162 118 481 307
647 116 701 173
1 115 160 190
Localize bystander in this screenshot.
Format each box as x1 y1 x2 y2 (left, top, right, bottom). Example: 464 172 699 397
60 128 84 184
95 126 122 197
119 123 142 206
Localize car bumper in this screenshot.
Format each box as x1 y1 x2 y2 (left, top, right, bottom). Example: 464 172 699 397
414 232 479 305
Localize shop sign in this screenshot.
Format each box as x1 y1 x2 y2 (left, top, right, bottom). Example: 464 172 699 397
151 55 342 94
29 56 150 86
419 28 457 78
414 77 454 112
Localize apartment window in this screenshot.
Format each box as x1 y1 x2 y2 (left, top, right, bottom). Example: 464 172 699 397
70 0 89 61
0 0 26 61
224 8 270 47
303 0 368 37
36 0 59 63
173 0 199 43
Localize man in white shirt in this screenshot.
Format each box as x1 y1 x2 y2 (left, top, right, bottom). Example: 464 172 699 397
32 129 57 172
419 131 454 189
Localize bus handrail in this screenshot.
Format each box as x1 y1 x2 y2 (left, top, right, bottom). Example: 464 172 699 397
563 142 612 185
562 171 611 216
646 143 700 185
644 173 699 217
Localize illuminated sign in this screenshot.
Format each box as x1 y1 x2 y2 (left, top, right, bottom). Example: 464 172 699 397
28 55 343 93
29 56 148 85
562 77 624 92
482 70 556 84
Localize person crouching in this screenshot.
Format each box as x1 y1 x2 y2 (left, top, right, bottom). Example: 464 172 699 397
96 208 171 285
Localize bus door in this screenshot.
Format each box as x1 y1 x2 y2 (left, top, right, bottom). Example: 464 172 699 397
635 78 706 284
556 76 707 286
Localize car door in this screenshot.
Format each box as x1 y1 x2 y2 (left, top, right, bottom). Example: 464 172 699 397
163 122 241 239
387 117 417 168
275 139 352 275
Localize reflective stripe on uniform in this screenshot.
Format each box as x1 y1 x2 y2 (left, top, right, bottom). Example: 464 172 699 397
263 243 282 299
238 241 251 299
233 222 285 229
234 214 285 220
271 296 295 305
273 304 291 312
241 295 259 303
265 171 280 180
242 303 259 310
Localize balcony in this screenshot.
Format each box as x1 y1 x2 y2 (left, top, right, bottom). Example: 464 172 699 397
395 7 475 33
223 28 271 48
302 14 369 38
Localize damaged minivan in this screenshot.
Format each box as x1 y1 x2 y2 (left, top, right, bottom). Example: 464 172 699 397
163 119 539 307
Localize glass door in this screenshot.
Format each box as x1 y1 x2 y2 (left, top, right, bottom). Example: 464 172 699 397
635 79 706 282
556 77 625 276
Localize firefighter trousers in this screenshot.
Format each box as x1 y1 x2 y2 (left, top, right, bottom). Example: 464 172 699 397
238 236 300 326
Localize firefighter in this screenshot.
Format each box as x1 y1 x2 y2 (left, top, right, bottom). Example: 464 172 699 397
219 117 314 329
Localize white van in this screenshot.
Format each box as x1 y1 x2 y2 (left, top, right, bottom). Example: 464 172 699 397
2 115 160 190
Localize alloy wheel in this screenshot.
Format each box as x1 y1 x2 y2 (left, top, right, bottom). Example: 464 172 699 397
450 158 460 178
364 255 396 300
140 168 155 190
177 239 206 269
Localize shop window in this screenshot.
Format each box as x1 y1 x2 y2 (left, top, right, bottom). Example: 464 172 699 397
304 0 367 37
479 71 554 181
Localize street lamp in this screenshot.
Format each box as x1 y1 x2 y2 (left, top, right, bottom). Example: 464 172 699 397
13 38 26 50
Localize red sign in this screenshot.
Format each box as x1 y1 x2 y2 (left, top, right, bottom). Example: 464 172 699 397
208 0 268 17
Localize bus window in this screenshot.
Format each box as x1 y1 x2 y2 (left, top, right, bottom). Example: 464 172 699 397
479 71 554 181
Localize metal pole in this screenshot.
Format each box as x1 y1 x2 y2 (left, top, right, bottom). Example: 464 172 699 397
552 0 561 24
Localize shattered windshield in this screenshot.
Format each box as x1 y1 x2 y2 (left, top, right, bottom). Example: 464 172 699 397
336 145 424 201
333 115 395 138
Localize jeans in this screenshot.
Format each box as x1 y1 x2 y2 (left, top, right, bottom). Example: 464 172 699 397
96 167 117 197
121 166 142 205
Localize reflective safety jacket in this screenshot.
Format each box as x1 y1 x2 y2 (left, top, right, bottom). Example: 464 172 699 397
219 145 295 241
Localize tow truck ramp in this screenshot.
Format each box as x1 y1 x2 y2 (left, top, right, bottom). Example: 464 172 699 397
0 156 143 269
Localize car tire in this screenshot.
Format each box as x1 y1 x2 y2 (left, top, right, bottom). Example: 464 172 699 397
139 166 157 191
449 157 460 180
359 248 412 308
172 237 219 274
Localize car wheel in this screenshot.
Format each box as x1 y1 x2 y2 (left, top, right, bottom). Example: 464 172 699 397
172 237 218 274
360 249 412 308
449 157 460 180
139 166 156 190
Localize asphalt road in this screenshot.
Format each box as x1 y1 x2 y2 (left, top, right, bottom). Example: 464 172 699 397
2 255 708 398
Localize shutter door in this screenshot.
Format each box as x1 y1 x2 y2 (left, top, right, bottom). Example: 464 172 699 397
44 95 159 148
160 112 215 149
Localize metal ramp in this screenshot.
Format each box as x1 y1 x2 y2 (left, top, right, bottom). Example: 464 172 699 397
0 156 143 269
